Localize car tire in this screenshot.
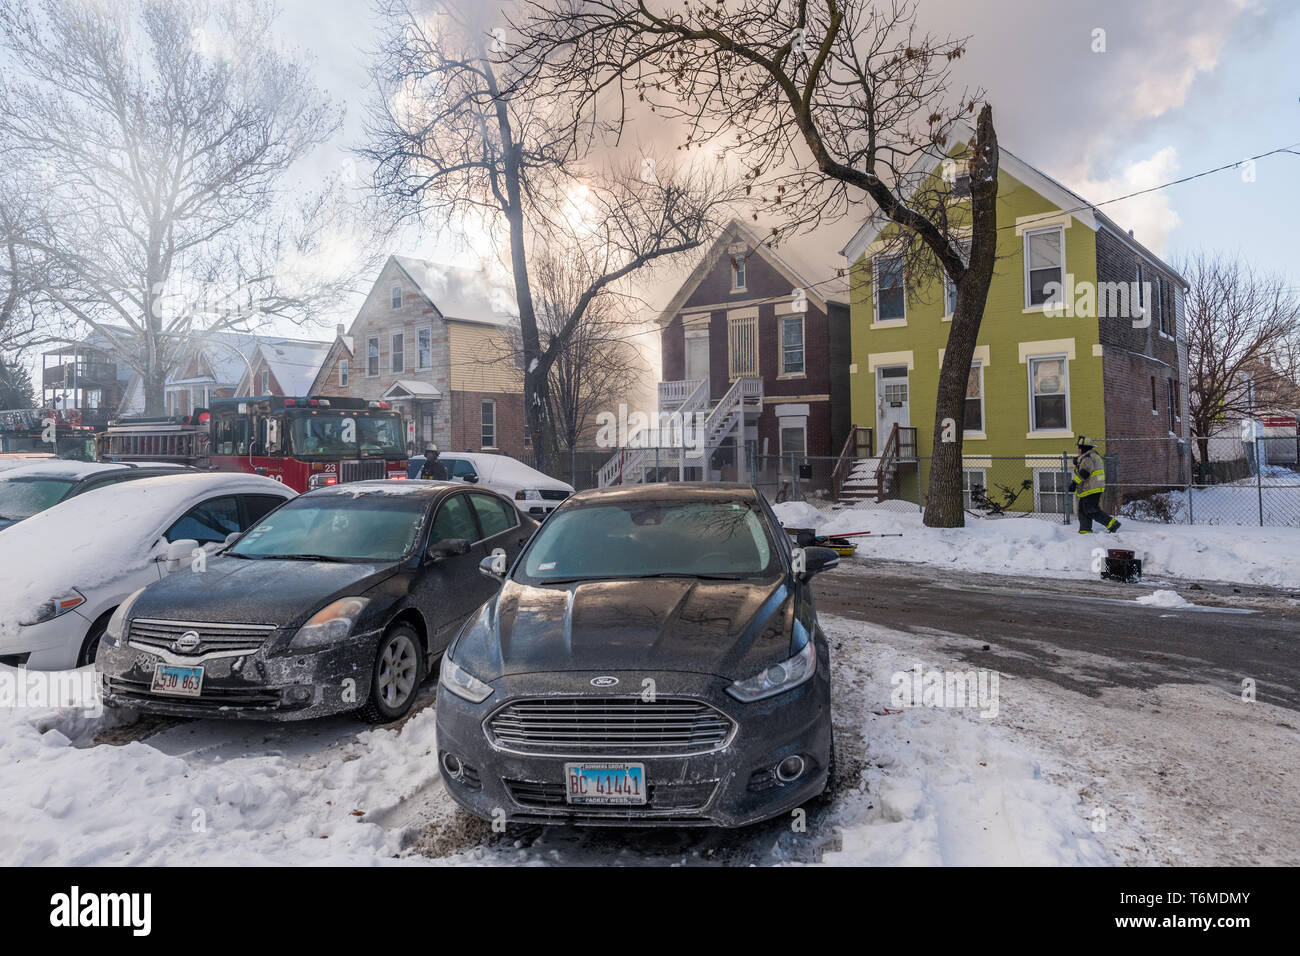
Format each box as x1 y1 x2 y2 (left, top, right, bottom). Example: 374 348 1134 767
77 610 114 667
357 624 425 724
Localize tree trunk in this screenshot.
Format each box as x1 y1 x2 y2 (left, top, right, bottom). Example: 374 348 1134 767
923 105 999 528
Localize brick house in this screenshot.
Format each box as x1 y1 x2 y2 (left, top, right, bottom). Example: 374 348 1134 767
598 218 851 489
309 255 527 459
841 123 1191 513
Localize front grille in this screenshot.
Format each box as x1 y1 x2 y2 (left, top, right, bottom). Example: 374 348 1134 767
339 459 386 483
539 489 570 501
485 697 735 756
505 779 717 811
127 619 276 657
105 677 283 708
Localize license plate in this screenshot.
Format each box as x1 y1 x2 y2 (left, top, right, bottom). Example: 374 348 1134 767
564 762 646 805
151 663 204 697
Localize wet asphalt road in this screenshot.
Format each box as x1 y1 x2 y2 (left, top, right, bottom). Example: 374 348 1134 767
814 559 1300 711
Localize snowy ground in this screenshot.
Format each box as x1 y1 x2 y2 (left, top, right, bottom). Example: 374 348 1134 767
11 602 1290 866
773 499 1300 589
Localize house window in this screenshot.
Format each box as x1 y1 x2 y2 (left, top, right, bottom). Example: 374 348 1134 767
780 315 805 375
964 362 984 433
731 255 746 292
391 333 404 373
1150 376 1157 414
1135 262 1147 322
962 468 986 510
952 173 972 199
340 359 349 388
481 400 496 448
1034 469 1073 516
1024 227 1064 308
779 421 807 459
1028 355 1069 431
874 254 905 322
417 328 432 370
727 311 759 378
366 337 379 377
391 284 402 309
1167 379 1177 432
259 369 270 394
1157 276 1175 337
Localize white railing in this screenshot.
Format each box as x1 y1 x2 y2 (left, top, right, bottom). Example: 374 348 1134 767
658 378 706 408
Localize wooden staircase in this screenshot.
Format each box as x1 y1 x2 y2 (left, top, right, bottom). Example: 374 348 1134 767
833 424 917 503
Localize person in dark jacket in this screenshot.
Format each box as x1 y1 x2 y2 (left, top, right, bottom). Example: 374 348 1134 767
420 444 449 480
1070 436 1120 534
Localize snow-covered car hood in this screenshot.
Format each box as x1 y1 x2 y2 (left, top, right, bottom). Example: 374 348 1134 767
453 576 795 682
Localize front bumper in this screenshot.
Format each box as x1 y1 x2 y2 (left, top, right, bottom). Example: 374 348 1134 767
0 611 94 671
96 627 383 721
434 661 832 828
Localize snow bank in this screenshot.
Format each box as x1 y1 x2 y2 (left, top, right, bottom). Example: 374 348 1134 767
1135 589 1191 608
0 705 440 865
773 501 1300 588
819 615 1109 866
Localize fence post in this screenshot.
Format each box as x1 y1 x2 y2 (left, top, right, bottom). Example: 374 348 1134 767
1187 479 1193 525
1258 460 1265 527
916 458 924 513
1061 454 1070 525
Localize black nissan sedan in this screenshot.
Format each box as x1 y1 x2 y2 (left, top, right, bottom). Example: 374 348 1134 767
97 481 537 722
435 483 840 828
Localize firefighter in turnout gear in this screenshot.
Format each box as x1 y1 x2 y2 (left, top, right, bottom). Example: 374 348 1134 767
1070 436 1121 534
419 444 449 481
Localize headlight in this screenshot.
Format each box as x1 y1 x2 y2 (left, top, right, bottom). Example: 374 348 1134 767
439 654 493 703
727 639 817 702
514 489 542 501
21 589 85 626
103 587 147 644
289 597 370 649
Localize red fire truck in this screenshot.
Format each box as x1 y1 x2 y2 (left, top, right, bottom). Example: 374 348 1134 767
0 407 99 461
100 396 411 493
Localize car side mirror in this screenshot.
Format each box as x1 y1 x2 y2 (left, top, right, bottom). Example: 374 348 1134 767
463 473 478 484
479 547 508 580
164 538 199 573
792 545 838 581
427 538 472 562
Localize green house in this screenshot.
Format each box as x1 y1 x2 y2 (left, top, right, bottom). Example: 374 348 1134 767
840 128 1190 515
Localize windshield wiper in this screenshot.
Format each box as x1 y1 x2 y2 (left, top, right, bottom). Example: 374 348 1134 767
261 553 352 563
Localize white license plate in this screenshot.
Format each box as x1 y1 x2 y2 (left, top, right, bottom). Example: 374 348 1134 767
564 762 646 805
151 663 204 697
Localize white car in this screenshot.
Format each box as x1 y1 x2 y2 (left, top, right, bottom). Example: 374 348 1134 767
0 472 294 670
409 451 574 518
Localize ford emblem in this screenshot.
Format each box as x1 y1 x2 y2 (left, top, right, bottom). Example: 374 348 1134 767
590 676 619 687
174 630 201 652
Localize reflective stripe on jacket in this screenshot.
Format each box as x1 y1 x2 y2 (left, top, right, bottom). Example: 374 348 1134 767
1075 449 1104 497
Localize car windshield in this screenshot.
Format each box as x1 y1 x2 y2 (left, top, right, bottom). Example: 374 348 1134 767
228 494 427 561
0 476 77 520
517 499 778 583
286 411 406 459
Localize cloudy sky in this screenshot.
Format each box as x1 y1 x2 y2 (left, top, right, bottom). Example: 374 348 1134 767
270 0 1300 330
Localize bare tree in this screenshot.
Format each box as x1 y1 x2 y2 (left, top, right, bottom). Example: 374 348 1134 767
360 0 733 470
1182 252 1300 474
513 0 999 525
529 249 644 476
0 0 382 414
0 172 59 355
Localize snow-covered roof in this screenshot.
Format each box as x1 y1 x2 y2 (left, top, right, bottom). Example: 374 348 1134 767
248 339 333 396
383 379 442 399
390 256 517 327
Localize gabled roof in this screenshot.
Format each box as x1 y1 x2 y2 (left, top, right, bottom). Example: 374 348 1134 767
383 379 443 399
238 339 333 396
388 255 517 328
839 121 1188 287
655 218 846 327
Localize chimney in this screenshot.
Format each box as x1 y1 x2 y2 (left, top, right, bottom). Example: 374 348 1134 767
1128 229 1134 239
335 322 345 336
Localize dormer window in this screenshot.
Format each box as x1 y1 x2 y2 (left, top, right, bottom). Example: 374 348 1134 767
391 284 402 309
731 255 747 292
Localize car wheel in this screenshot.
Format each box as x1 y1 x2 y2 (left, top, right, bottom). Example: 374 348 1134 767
77 610 114 667
358 624 425 724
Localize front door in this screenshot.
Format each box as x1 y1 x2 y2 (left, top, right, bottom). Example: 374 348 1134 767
685 332 710 393
876 366 910 441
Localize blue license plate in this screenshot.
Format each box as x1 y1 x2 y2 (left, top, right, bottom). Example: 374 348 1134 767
564 762 646 805
151 664 204 697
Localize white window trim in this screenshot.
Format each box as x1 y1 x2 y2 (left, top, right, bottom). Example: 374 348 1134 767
872 254 907 327
366 336 380 378
778 418 808 458
339 359 349 388
1032 467 1075 516
1022 225 1066 312
777 312 806 379
942 241 970 320
391 283 402 309
965 360 985 437
481 399 497 449
390 332 405 374
727 307 760 380
416 326 433 370
259 369 270 394
962 467 987 509
1026 352 1071 435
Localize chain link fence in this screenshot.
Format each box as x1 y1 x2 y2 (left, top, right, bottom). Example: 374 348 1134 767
586 433 1300 528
